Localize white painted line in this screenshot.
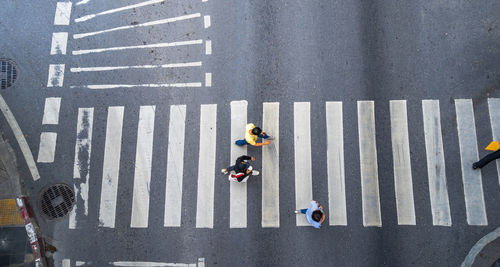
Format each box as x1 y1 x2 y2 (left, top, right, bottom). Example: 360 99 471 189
262 102 280 228
76 261 86 266
62 259 70 267
70 62 202 72
358 101 382 227
69 108 94 229
37 132 57 163
54 2 72 25
294 102 313 226
196 104 217 228
389 100 416 225
75 0 165 23
461 227 500 267
205 40 212 55
455 99 488 225
42 97 61 125
0 94 40 180
205 73 212 87
98 106 124 228
198 258 205 267
47 64 65 87
73 13 201 39
230 101 247 228
164 105 187 227
110 262 196 267
50 32 69 55
131 106 156 228
72 40 203 55
422 100 452 226
75 0 90 6
70 83 203 89
202 0 208 2
204 15 211 28
487 98 500 186
326 101 347 226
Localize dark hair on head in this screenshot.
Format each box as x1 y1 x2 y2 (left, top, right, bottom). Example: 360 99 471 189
312 210 323 222
252 127 262 135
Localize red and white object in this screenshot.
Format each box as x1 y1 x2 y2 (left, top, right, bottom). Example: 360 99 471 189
228 172 249 183
16 196 47 267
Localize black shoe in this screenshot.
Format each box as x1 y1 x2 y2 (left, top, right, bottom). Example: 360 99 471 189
472 163 479 170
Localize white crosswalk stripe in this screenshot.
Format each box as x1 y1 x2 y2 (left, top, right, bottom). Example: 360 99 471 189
54 2 72 25
130 106 156 228
358 101 382 227
164 105 187 227
230 101 247 228
326 102 347 226
455 99 487 226
262 102 280 228
69 108 94 229
42 97 62 125
37 132 58 163
196 104 217 228
487 98 500 186
98 106 124 228
422 100 452 226
64 99 500 229
293 102 313 226
389 100 416 225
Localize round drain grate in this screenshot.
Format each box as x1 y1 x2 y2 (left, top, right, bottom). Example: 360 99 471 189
39 183 75 220
0 59 18 89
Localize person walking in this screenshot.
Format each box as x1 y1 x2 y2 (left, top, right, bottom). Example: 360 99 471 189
235 123 274 146
473 148 500 169
294 200 326 228
221 155 259 183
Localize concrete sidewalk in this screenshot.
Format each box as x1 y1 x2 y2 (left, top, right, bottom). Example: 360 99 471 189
0 133 33 266
0 133 22 199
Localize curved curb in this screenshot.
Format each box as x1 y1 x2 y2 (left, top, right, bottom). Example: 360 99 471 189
461 227 500 267
0 93 40 180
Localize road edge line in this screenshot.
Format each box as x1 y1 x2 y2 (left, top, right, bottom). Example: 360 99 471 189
0 93 40 180
461 227 500 267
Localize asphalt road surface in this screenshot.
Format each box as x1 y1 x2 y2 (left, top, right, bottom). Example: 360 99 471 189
1 0 500 266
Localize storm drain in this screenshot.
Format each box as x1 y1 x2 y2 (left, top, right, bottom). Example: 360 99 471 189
0 59 18 89
39 184 75 220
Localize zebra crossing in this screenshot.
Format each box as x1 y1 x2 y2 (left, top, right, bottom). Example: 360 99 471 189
62 99 500 229
98 106 124 228
294 102 314 227
358 101 382 227
195 104 217 228
326 102 347 226
422 100 452 226
389 100 416 225
164 105 186 227
489 98 500 186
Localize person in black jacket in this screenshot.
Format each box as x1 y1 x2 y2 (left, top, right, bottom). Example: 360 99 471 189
221 155 259 182
473 149 500 169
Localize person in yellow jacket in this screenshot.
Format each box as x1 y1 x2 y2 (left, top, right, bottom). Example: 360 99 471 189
235 123 274 146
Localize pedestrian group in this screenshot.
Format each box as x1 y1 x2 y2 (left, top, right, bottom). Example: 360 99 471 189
221 123 327 228
220 122 500 229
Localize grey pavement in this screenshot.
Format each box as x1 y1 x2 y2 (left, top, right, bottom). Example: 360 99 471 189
0 133 22 199
0 134 32 267
1 0 500 266
0 227 32 267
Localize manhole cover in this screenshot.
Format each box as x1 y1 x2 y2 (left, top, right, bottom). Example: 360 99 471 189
39 184 75 220
0 59 18 89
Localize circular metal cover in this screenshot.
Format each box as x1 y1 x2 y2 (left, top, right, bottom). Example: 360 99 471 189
0 59 18 89
39 183 75 220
